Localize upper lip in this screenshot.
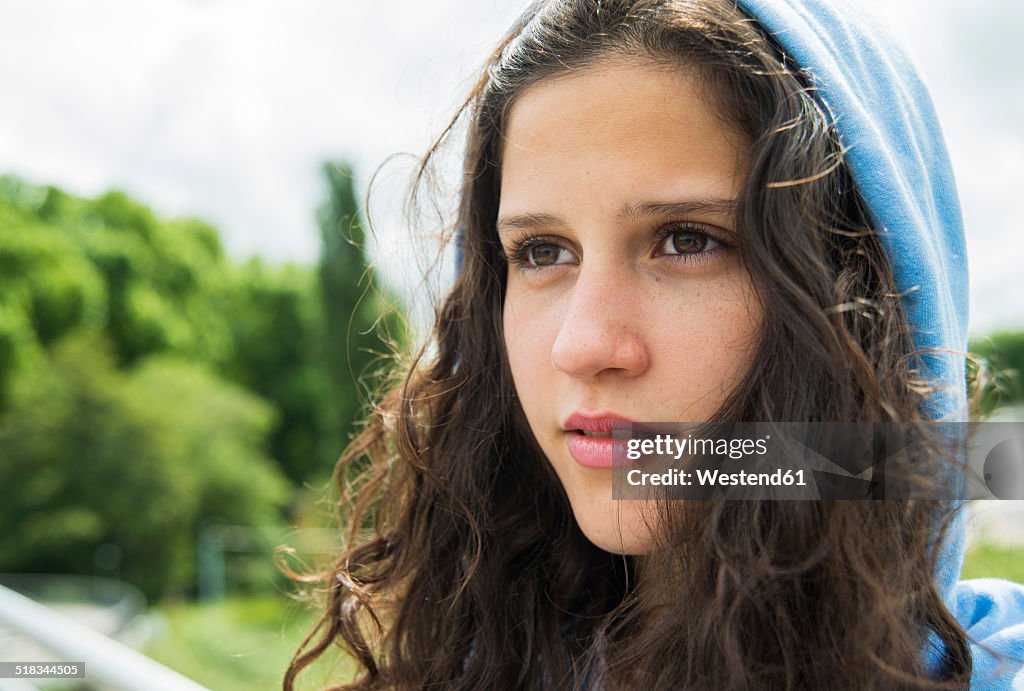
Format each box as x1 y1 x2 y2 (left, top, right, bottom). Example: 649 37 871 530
562 411 640 434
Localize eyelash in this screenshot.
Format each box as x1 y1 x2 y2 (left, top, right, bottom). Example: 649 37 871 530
502 222 732 272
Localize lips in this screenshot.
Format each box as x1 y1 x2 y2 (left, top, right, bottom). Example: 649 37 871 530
563 411 638 434
562 412 640 469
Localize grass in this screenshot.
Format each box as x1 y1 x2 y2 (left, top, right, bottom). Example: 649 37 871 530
962 542 1024 584
144 594 355 691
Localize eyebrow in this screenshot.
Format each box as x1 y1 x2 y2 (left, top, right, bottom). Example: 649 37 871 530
619 198 738 222
496 212 569 235
496 198 738 235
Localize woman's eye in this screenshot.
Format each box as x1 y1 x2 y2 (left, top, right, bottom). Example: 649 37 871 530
525 243 574 267
659 227 721 256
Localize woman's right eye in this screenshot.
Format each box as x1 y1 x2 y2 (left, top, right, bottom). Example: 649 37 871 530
525 243 574 267
506 237 578 269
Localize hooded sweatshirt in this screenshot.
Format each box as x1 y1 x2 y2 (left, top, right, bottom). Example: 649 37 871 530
730 1 1024 686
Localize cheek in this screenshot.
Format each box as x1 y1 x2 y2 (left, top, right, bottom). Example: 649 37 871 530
503 289 558 401
646 279 762 413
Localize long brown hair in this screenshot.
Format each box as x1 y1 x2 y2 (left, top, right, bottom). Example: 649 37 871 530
285 1 971 688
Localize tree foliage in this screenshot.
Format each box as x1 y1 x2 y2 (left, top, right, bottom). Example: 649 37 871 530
317 162 406 469
221 258 332 484
0 335 287 599
971 331 1024 415
0 167 406 598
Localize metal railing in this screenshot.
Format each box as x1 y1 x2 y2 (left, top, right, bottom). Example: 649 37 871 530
0 583 209 691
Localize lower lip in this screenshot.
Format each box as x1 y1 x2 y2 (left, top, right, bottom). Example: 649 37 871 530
566 433 624 469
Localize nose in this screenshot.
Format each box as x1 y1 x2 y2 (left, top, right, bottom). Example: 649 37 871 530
550 265 651 379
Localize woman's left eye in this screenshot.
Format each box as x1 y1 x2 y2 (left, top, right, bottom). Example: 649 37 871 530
657 225 722 256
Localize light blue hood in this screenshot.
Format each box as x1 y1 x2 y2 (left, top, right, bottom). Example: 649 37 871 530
733 0 1024 686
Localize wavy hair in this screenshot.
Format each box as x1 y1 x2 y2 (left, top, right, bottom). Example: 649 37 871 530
285 1 971 688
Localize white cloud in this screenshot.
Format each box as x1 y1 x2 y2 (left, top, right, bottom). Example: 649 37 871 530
0 0 524 259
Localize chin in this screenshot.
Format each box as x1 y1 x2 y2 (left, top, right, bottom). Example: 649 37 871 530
573 502 659 556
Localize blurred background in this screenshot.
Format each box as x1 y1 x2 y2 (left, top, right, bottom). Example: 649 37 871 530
0 1 1021 689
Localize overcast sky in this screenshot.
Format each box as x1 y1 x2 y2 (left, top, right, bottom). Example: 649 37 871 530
0 0 1020 335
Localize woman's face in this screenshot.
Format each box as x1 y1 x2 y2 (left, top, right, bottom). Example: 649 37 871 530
500 58 763 554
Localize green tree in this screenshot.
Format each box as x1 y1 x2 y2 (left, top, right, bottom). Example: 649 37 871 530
0 176 292 598
317 162 406 470
221 259 330 484
971 331 1024 414
0 181 106 408
0 169 408 596
0 177 234 372
0 335 289 599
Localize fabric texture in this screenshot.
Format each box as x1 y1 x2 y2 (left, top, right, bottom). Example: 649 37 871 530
732 0 1023 686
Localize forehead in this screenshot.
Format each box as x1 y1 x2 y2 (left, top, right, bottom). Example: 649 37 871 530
499 58 750 212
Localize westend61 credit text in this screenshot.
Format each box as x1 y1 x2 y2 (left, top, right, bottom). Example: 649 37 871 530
626 467 807 487
610 421 1024 501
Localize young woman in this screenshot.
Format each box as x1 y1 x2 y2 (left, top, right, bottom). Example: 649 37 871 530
286 0 1024 688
